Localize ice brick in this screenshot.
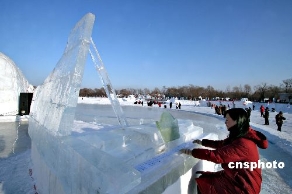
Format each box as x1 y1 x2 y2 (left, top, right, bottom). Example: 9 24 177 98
156 112 180 143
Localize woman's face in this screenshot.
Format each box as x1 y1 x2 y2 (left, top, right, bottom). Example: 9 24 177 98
225 113 237 130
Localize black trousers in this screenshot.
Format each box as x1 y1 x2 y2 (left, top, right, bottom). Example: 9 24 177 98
265 118 269 125
277 123 282 131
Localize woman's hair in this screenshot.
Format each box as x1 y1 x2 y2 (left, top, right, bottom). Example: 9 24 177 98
224 108 250 143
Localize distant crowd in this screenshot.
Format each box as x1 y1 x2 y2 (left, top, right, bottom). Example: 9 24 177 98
134 99 287 132
134 100 182 109
210 103 287 132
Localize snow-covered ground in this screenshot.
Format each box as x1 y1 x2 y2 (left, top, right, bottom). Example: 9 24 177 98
0 97 291 193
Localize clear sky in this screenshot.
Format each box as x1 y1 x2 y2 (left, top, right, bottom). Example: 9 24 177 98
1 0 292 91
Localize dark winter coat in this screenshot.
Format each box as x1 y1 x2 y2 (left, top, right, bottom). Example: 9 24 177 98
263 109 269 118
191 128 268 194
275 114 286 125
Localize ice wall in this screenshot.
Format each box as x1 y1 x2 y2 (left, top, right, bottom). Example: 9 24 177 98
0 52 34 115
29 13 95 136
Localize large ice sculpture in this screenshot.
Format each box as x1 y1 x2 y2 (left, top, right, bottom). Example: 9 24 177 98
29 13 217 194
0 52 34 116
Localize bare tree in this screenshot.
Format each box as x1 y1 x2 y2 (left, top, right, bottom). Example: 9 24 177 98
205 85 216 99
188 84 204 100
79 88 90 97
231 86 241 100
150 87 162 99
119 89 131 97
136 88 143 95
166 87 178 98
143 88 151 96
225 85 231 93
266 85 281 101
178 86 189 98
79 78 291 102
93 88 106 97
254 83 268 101
243 84 252 97
282 78 292 93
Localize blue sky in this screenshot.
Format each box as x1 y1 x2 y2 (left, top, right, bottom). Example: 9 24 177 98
1 0 292 91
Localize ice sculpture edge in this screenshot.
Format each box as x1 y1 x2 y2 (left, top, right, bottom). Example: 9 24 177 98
29 13 95 136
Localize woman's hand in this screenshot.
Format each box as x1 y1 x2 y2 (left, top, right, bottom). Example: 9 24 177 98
180 148 192 155
193 139 202 145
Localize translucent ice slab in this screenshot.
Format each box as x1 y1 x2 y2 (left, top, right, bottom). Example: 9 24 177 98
89 38 128 128
29 127 141 194
29 13 95 136
156 112 180 143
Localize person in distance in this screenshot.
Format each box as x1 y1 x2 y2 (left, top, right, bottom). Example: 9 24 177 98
275 111 286 132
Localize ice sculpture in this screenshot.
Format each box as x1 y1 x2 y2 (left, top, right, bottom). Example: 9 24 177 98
29 13 141 194
29 13 217 194
0 52 34 116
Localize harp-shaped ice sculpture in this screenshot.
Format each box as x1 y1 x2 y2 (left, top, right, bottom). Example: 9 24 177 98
28 13 217 194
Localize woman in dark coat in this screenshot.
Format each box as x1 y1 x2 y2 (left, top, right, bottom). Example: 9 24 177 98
275 111 286 131
263 107 269 125
181 108 268 194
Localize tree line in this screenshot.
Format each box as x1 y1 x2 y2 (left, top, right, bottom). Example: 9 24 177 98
79 78 292 102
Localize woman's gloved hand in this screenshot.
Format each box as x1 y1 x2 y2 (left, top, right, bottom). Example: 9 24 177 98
193 139 202 145
180 148 192 155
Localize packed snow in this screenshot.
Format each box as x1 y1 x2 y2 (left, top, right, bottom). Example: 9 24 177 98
0 97 291 193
